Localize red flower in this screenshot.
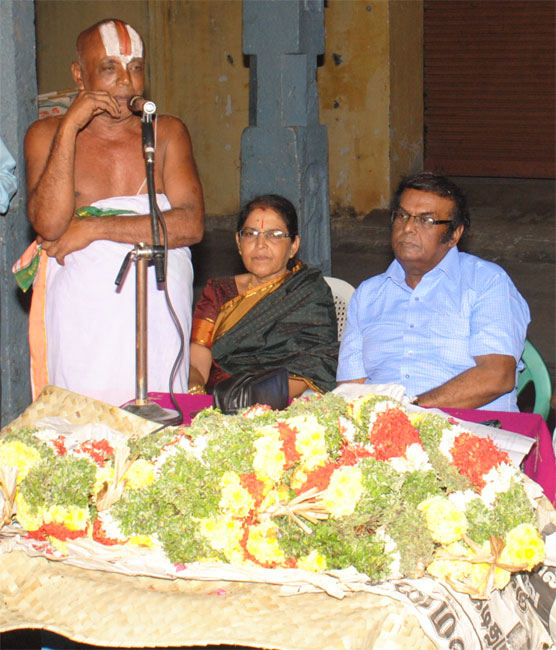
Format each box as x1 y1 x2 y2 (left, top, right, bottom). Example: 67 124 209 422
450 432 510 488
28 521 88 541
277 421 302 468
239 473 266 509
338 444 372 466
369 409 421 461
296 461 338 495
53 436 67 456
76 439 114 467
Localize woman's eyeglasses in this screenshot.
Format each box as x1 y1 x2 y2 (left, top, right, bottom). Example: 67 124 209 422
391 209 453 229
238 228 292 242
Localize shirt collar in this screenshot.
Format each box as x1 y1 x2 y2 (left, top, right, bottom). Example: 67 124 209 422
387 246 460 287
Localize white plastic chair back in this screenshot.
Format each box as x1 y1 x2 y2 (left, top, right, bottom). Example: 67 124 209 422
324 276 355 341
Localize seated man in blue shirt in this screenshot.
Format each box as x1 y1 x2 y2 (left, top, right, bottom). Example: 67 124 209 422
337 172 530 411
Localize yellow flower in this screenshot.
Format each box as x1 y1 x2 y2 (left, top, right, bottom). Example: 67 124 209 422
291 415 327 470
0 441 41 483
219 472 255 518
246 520 285 566
199 515 243 561
408 413 426 426
348 395 376 424
298 549 327 572
15 493 42 531
428 541 511 591
128 535 159 548
253 430 286 484
290 467 308 491
500 523 545 571
43 504 89 531
419 496 468 544
93 465 113 496
322 466 363 518
124 459 156 490
49 538 68 555
259 483 290 513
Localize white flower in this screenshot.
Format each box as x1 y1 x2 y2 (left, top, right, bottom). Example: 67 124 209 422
389 443 432 473
155 434 208 470
338 416 356 443
376 526 401 579
481 462 520 506
438 425 460 461
448 489 480 512
95 511 128 542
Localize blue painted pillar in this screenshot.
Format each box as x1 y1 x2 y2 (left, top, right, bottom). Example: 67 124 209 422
0 0 36 424
241 0 331 274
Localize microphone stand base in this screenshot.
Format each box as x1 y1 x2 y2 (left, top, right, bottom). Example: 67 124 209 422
122 399 182 427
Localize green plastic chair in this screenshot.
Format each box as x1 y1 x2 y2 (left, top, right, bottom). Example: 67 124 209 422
517 339 553 420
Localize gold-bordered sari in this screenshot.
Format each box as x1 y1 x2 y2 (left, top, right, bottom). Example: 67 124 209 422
191 263 338 393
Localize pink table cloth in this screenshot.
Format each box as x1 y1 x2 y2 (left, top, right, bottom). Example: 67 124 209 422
147 393 556 506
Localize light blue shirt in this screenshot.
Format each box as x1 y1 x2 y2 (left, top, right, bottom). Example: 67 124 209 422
337 247 530 411
0 137 17 214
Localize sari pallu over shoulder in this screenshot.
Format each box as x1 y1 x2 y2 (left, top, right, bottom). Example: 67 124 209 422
211 264 339 393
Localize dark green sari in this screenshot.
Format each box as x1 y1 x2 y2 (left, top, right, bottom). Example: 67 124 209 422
202 264 339 393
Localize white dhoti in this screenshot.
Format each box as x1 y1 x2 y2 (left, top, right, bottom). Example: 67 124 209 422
30 194 193 406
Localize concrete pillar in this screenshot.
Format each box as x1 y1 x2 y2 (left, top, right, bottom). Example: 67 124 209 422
0 0 36 424
241 0 331 274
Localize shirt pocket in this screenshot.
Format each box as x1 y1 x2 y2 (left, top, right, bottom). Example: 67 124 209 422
427 298 472 367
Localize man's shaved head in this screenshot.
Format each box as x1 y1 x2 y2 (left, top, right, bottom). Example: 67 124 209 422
76 19 144 66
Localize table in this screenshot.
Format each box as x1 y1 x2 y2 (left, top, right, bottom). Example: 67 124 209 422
148 392 556 507
0 386 552 649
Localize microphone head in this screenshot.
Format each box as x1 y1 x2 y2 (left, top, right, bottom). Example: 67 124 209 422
128 96 156 115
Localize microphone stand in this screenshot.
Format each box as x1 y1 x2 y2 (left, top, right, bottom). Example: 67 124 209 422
116 101 182 427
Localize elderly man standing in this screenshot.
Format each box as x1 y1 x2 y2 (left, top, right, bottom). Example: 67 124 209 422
337 172 529 411
24 18 204 405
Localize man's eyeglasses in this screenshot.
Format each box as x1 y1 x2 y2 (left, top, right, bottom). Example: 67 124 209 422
391 209 453 229
238 228 292 242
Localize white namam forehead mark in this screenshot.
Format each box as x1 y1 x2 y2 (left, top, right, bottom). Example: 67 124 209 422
98 21 143 66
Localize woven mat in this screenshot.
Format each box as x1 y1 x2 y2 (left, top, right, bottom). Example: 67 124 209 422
1 386 156 438
0 550 434 649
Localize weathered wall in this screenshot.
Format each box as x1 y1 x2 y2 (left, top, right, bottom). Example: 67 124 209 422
34 0 423 217
0 0 36 424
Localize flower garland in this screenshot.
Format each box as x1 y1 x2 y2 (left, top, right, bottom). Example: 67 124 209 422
0 393 545 598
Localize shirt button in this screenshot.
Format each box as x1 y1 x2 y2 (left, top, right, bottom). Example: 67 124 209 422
405 374 410 379
415 297 420 301
409 324 414 328
408 350 413 355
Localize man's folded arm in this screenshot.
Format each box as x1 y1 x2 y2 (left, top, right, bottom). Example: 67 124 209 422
415 353 517 409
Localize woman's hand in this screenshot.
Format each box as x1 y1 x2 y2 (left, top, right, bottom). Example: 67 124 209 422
189 343 212 393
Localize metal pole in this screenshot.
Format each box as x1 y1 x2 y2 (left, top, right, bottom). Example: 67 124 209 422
135 246 149 406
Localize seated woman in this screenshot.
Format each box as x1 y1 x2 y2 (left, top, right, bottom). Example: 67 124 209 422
189 194 339 398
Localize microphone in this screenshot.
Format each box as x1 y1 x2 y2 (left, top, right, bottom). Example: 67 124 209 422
128 95 156 115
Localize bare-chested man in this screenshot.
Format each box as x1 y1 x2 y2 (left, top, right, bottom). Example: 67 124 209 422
24 18 204 406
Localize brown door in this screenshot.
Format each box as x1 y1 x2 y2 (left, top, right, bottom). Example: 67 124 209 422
424 0 555 178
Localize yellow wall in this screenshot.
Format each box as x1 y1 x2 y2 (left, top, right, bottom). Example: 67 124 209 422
34 0 422 217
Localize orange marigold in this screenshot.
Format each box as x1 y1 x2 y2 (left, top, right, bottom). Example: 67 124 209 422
239 473 266 509
450 432 510 488
297 461 338 495
369 409 421 461
277 421 302 468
